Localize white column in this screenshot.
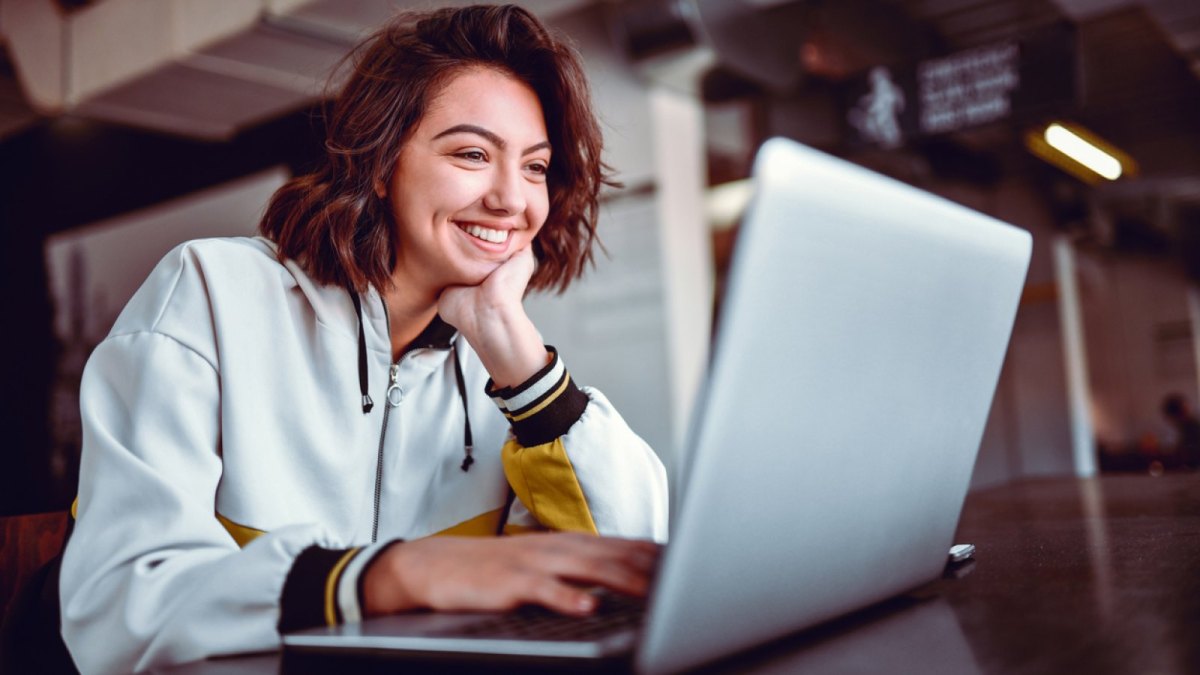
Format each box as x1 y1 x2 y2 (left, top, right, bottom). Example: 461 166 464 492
1054 236 1098 476
649 86 713 474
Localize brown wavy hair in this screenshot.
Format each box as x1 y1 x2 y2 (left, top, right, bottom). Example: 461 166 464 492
260 4 614 294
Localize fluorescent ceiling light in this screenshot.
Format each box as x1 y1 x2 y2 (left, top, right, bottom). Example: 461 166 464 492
1044 123 1123 180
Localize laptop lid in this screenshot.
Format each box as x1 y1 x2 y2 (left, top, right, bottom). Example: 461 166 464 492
635 137 1030 673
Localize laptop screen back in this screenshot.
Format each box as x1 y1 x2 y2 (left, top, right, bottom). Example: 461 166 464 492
637 138 1031 674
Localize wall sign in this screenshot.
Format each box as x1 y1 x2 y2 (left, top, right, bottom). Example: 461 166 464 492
843 26 1075 150
918 43 1019 134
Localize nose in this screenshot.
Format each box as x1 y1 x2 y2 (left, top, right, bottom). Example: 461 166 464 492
482 164 526 215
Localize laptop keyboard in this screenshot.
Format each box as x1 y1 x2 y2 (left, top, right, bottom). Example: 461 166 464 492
442 593 646 642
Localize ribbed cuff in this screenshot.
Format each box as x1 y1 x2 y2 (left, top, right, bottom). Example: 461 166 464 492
278 545 363 633
338 539 402 623
487 346 589 447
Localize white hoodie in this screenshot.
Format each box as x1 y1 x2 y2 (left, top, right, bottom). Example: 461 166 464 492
60 237 668 674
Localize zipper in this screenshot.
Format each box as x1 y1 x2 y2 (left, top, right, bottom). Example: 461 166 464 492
371 294 394 545
368 295 456 543
371 363 402 543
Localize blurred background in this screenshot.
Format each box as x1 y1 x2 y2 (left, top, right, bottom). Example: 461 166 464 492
2 0 1199 515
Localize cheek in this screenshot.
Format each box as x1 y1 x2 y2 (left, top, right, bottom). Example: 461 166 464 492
529 187 550 233
397 167 485 220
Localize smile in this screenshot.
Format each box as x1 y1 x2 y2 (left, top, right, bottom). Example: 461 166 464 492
457 223 510 244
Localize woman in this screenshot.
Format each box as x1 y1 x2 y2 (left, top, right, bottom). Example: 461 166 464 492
59 5 668 673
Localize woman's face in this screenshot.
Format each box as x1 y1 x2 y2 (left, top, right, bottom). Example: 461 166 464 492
384 67 552 292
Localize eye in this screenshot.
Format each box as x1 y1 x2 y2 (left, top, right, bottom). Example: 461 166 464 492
526 161 549 176
455 150 487 163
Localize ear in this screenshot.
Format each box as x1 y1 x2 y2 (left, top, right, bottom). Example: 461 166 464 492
374 179 386 199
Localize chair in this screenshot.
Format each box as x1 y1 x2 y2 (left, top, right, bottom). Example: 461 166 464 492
0 511 68 621
0 510 76 674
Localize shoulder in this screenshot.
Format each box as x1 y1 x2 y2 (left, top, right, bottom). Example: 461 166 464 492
169 236 284 278
139 236 282 283
108 236 357 355
108 237 292 335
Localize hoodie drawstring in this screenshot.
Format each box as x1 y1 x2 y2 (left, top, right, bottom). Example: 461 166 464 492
349 290 374 414
349 287 473 471
451 346 475 472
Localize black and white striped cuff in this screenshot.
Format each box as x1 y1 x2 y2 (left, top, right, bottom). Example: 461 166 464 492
338 540 400 623
278 545 362 632
279 540 404 631
486 346 589 447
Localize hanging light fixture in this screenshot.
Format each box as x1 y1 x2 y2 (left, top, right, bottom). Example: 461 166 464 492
1024 121 1136 184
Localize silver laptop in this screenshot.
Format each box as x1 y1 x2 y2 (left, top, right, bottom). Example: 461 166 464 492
283 137 1032 674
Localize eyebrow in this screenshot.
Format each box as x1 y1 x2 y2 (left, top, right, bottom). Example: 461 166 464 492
432 124 551 155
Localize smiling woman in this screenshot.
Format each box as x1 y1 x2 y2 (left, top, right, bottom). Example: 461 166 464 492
262 4 608 298
55 6 668 674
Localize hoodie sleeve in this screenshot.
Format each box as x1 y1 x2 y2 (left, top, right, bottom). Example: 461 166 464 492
58 240 376 674
487 348 669 542
60 331 352 674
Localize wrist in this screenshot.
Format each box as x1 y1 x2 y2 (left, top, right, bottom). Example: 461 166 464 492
487 347 590 446
362 540 418 617
466 308 547 388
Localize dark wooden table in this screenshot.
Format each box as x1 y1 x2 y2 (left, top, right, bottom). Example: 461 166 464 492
162 473 1200 674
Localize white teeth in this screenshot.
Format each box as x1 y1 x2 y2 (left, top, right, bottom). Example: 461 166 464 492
462 224 508 244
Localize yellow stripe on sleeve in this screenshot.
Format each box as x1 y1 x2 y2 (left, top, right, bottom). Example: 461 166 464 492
501 438 598 534
432 508 546 537
216 513 267 548
501 523 542 535
324 548 361 627
433 508 504 537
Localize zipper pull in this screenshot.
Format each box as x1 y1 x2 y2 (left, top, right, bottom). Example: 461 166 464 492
386 364 403 407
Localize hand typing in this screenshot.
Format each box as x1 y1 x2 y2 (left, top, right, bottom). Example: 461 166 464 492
362 533 661 617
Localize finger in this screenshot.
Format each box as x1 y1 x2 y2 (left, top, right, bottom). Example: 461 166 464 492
573 538 661 578
522 576 599 616
546 534 663 574
525 540 655 597
538 531 657 552
567 560 653 598
501 246 537 278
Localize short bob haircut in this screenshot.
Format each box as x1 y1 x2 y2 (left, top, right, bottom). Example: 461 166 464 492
260 4 613 294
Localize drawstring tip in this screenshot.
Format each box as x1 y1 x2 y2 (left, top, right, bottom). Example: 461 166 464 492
461 448 474 472
361 395 374 414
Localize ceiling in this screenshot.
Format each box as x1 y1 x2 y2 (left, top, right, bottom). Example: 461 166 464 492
2 0 1200 227
891 0 1200 213
0 0 592 140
